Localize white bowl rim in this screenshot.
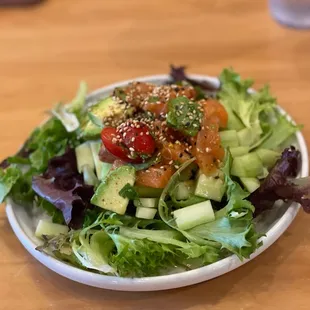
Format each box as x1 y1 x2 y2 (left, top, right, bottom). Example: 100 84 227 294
5 73 309 291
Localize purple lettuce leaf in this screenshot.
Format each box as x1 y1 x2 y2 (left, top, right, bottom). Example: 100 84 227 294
169 65 218 91
32 148 94 229
249 146 310 216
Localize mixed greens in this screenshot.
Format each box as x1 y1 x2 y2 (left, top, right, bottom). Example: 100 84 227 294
1 66 309 278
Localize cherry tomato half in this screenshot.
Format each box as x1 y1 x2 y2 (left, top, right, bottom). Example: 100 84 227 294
101 122 156 163
100 127 129 161
122 122 156 157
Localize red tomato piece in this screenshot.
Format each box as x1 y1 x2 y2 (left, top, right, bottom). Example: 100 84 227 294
101 127 129 161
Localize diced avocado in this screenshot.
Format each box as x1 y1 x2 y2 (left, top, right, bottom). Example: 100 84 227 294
82 164 99 186
75 142 95 173
81 97 134 138
173 200 215 230
89 141 112 180
195 174 226 202
172 180 195 201
240 177 260 193
231 152 263 178
35 220 69 239
134 186 163 198
91 166 135 215
134 198 159 208
135 207 157 219
230 146 250 158
256 148 280 169
237 128 260 147
219 130 239 148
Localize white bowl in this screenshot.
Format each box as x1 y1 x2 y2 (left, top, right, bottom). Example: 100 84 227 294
5 74 309 291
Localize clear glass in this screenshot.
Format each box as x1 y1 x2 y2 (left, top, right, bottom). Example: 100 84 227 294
269 0 310 28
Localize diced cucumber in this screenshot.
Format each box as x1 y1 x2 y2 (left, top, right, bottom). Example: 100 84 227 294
256 148 280 169
134 186 163 198
173 200 215 230
82 164 99 186
237 128 260 147
91 166 136 215
231 152 263 178
134 198 159 208
35 220 69 239
230 146 250 158
172 180 195 200
89 141 112 180
219 130 239 148
240 177 260 193
75 142 95 173
257 167 269 180
195 174 226 202
135 207 157 219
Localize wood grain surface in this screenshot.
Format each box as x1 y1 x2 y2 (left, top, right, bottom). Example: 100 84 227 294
1 1 310 309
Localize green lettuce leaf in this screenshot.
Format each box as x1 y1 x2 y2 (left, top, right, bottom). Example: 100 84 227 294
0 166 21 203
108 234 178 277
51 103 80 133
259 113 300 150
118 226 220 263
188 217 260 259
218 68 299 150
51 82 88 132
66 81 88 115
27 118 79 172
72 230 116 274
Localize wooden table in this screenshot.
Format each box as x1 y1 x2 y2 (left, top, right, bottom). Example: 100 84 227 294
1 0 310 309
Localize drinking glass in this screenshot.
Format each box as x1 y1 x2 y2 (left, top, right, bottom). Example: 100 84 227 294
269 0 310 28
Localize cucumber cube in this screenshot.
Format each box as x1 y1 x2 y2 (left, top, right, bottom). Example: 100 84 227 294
173 200 215 230
173 181 195 200
230 146 250 158
231 152 263 178
75 142 95 173
219 130 239 148
256 148 280 169
135 207 157 219
35 220 69 239
89 141 112 180
134 198 158 208
195 174 226 202
240 177 260 193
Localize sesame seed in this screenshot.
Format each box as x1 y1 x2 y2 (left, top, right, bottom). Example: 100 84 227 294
129 147 135 152
169 160 173 165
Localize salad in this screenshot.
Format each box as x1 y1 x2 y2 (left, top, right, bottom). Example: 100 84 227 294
1 66 309 278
